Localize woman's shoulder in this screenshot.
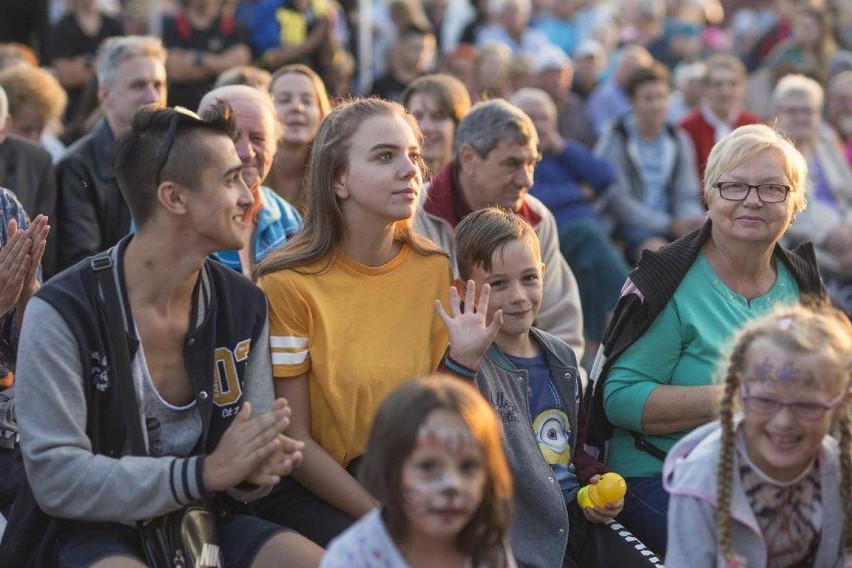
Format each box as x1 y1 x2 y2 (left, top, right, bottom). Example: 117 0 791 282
257 255 336 289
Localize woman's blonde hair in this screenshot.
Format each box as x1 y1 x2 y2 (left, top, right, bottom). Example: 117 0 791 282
359 375 514 567
703 124 809 214
715 303 852 565
253 97 446 279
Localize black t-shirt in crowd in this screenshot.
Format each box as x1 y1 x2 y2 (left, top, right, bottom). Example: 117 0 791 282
161 14 249 110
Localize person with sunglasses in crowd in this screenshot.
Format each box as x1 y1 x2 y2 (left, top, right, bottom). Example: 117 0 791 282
2 105 322 567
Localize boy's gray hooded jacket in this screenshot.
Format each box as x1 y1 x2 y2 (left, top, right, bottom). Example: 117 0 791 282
475 327 582 568
663 420 846 568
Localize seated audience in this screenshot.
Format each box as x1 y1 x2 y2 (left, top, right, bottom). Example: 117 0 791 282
511 88 628 355
162 0 252 109
0 85 58 277
402 73 472 177
323 376 515 567
252 99 486 547
587 124 826 555
826 70 852 167
595 62 705 261
771 74 852 313
665 304 852 567
0 64 67 163
3 105 323 567
55 35 167 271
370 24 436 101
679 54 762 178
266 64 331 211
50 0 123 124
533 46 596 148
586 44 653 135
416 98 586 362
198 85 302 276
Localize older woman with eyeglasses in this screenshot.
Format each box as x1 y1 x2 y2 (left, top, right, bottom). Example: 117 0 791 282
585 124 827 556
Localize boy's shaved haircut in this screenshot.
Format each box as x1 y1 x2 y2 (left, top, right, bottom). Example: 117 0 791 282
455 207 541 280
113 104 237 227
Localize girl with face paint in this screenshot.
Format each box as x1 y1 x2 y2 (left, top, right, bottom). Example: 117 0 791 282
321 376 517 568
664 304 852 568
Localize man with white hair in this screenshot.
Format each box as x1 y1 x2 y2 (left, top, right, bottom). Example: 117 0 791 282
55 35 167 271
197 85 302 276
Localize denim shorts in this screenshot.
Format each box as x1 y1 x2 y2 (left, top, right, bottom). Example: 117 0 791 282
57 513 286 567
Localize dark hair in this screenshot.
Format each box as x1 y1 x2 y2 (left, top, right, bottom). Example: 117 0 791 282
454 207 541 280
626 62 670 98
113 104 236 228
359 375 513 567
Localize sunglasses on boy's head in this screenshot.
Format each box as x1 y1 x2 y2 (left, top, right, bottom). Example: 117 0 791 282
155 106 204 187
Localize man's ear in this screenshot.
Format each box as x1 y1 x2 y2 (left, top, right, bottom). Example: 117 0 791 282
458 143 478 173
157 181 188 216
540 262 546 277
97 83 109 107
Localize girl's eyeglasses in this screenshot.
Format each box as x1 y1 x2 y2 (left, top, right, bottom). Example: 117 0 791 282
740 387 847 421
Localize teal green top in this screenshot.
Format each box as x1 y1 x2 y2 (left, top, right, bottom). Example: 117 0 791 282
603 254 800 477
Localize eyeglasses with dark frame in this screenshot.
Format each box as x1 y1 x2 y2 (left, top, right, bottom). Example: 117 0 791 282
154 107 203 187
740 387 847 421
714 182 790 203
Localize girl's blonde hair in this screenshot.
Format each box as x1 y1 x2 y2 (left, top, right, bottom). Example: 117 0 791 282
253 97 446 279
359 375 514 567
715 303 852 564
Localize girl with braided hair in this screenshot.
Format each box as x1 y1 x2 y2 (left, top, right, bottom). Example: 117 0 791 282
664 304 852 567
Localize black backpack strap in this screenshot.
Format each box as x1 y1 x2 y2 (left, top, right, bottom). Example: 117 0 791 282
90 252 147 457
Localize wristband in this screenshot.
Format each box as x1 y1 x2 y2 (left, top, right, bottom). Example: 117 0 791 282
443 353 477 379
194 49 204 67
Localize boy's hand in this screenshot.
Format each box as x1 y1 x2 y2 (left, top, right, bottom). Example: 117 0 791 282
203 399 298 493
244 398 305 486
581 474 624 524
435 280 503 370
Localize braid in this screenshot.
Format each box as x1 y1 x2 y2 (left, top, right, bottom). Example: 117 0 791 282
838 409 852 553
717 339 748 566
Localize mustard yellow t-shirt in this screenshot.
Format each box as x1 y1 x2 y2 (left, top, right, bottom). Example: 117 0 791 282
259 245 452 466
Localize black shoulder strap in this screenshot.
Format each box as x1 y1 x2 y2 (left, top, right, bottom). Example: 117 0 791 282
90 252 148 457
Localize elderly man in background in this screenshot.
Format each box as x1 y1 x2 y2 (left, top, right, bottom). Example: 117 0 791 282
198 84 302 276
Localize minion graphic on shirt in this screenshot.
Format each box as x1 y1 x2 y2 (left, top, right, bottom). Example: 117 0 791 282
532 408 572 466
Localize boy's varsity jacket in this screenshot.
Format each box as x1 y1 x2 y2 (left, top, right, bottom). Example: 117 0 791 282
474 327 607 568
415 160 586 362
2 236 274 564
664 421 846 567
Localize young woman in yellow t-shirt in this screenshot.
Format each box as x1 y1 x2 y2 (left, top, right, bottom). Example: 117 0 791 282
253 98 501 546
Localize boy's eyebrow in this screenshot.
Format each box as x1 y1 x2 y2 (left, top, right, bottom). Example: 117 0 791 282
223 165 242 178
